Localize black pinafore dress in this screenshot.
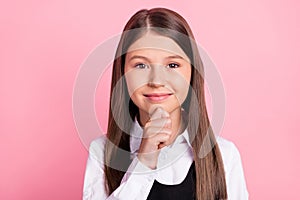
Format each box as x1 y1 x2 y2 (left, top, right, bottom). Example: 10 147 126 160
147 162 196 200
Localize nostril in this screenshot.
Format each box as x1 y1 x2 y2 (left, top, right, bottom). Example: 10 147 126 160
148 82 165 88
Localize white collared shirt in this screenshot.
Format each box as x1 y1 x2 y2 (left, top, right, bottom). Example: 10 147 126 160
83 119 249 200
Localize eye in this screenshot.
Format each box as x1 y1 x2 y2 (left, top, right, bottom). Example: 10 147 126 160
167 63 180 68
135 63 149 69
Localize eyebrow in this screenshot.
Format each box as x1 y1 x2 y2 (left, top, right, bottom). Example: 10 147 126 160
128 55 150 62
128 55 185 62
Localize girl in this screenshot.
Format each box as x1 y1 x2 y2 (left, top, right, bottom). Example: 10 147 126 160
83 7 249 200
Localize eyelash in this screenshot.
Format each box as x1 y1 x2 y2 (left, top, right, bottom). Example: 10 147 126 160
134 63 180 69
167 63 180 68
135 63 149 69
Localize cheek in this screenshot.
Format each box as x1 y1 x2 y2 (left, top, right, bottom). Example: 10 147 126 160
169 69 191 103
125 70 149 97
172 80 190 103
157 83 189 113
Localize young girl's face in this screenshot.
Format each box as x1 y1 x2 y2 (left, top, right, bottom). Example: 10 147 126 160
124 32 191 115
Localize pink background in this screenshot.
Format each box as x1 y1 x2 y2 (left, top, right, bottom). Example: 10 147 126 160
1 0 299 199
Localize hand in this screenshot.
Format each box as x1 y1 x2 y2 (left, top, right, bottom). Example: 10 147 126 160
137 107 172 169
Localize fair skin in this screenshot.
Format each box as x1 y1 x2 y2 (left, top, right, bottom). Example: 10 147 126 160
124 32 192 169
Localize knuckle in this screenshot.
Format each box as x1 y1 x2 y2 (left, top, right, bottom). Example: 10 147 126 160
144 122 151 128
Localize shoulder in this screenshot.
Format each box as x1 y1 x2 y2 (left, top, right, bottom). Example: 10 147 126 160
216 136 243 170
88 134 107 162
216 136 242 158
216 136 249 199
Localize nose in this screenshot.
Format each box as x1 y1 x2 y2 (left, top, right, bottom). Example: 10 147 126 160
148 64 165 88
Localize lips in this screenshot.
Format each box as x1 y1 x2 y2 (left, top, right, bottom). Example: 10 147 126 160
144 93 173 102
144 93 172 97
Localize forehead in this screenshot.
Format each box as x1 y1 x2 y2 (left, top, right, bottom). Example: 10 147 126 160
126 32 191 63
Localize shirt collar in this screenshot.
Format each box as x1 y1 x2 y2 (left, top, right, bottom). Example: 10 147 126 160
130 116 192 153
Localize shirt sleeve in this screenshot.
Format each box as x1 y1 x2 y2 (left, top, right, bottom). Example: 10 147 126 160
83 136 157 200
226 142 249 200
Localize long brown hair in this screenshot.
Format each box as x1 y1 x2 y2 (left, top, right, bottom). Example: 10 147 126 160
104 8 227 199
